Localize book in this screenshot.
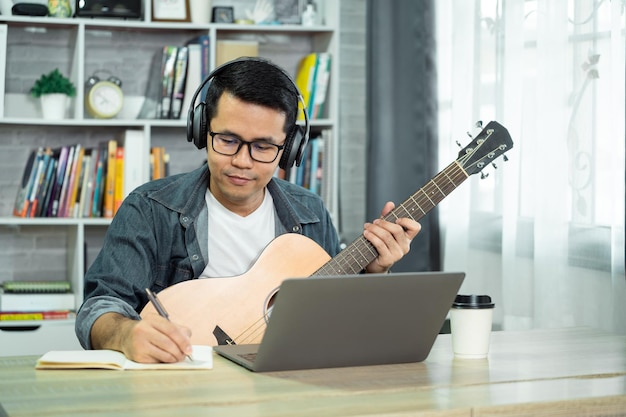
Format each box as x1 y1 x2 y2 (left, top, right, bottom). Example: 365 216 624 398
25 147 52 217
295 53 319 121
310 52 331 119
181 35 210 119
36 153 57 217
0 292 75 312
163 152 170 177
48 146 70 217
0 310 75 321
308 137 321 195
81 148 99 218
113 146 125 215
36 345 213 370
150 146 164 180
13 148 41 217
159 45 178 119
122 130 148 198
56 145 76 218
2 280 71 293
170 46 189 119
103 139 117 218
75 152 91 217
180 43 203 120
65 145 85 217
91 141 108 217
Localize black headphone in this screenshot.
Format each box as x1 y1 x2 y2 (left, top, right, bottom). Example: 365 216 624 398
186 57 310 170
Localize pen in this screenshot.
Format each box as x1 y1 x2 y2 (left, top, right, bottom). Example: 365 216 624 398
145 288 194 362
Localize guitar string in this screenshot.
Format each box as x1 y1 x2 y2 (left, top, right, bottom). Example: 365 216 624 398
317 161 469 276
231 310 271 345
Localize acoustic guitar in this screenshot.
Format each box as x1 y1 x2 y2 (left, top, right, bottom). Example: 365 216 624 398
141 121 513 346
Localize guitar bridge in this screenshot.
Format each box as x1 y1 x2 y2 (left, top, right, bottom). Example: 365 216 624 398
213 325 235 345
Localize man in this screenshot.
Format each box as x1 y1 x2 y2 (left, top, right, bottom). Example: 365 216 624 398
76 58 421 363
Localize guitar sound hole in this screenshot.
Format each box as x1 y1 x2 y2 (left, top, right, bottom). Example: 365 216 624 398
264 287 280 322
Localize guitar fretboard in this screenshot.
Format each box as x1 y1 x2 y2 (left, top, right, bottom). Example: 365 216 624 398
313 161 468 276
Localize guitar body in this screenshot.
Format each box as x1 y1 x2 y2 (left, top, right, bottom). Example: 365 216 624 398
140 233 331 346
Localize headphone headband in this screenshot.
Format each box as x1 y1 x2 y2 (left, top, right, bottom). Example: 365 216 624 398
186 57 310 170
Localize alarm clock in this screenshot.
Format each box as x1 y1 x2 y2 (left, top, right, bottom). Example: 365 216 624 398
85 72 124 119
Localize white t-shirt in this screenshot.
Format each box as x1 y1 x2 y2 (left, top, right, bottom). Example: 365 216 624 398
199 188 276 278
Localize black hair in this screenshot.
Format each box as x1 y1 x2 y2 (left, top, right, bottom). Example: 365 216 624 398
203 58 299 135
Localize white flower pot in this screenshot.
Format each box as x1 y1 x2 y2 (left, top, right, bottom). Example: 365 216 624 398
40 93 68 120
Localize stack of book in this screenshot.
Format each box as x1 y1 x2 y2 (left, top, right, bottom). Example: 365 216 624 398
277 130 330 196
157 35 211 120
13 133 170 219
295 52 332 120
0 280 76 321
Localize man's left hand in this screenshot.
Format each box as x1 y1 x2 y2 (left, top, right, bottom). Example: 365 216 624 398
363 201 421 274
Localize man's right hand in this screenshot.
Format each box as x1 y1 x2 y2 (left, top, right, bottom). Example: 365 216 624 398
90 312 193 363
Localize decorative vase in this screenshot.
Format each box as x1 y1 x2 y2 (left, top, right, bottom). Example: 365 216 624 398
0 0 13 16
189 0 211 23
40 93 68 120
48 0 71 18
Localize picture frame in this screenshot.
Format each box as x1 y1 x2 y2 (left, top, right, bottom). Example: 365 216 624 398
211 6 234 23
152 0 191 22
274 0 304 24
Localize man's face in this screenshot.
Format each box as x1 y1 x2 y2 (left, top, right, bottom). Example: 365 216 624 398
206 93 287 217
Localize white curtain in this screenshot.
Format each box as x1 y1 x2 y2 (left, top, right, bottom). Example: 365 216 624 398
436 0 625 334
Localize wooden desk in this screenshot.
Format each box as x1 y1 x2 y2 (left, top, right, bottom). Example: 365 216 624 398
1 327 625 417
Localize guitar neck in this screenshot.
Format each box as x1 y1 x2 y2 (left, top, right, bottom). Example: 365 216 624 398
314 160 469 276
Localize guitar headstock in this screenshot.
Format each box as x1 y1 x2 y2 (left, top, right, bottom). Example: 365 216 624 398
457 121 513 176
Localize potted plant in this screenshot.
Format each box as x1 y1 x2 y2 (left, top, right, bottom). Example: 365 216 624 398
30 68 76 120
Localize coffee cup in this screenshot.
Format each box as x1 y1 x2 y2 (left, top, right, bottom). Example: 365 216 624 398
449 294 494 359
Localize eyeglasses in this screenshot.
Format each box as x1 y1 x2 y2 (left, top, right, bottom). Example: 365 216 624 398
209 131 285 163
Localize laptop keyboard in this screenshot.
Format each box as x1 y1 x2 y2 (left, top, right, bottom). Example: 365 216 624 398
238 353 258 363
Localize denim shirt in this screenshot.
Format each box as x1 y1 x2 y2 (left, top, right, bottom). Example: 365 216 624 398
75 163 341 349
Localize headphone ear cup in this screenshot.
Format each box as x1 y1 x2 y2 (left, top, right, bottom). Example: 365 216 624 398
292 125 308 167
279 125 307 170
189 102 208 149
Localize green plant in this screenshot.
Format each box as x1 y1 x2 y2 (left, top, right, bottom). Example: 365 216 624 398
30 68 76 98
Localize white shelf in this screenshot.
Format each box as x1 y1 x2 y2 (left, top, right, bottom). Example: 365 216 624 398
0 320 81 356
0 217 111 226
0 15 335 32
0 1 339 356
0 116 186 127
0 318 75 328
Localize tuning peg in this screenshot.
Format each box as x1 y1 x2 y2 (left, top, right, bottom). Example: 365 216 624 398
475 120 483 128
466 131 473 139
456 140 462 148
481 172 489 179
503 155 509 162
491 163 498 169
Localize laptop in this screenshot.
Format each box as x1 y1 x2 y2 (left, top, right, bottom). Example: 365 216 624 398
213 271 465 372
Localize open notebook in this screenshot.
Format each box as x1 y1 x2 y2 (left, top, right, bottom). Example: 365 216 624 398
36 345 213 370
214 271 465 372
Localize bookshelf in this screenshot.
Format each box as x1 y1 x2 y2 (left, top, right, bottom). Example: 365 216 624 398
0 1 340 356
